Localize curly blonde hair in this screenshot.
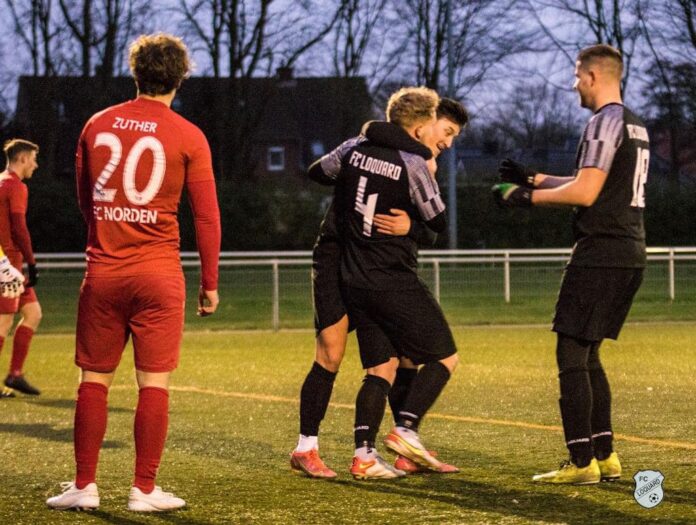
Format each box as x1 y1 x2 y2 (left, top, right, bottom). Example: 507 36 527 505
386 87 440 127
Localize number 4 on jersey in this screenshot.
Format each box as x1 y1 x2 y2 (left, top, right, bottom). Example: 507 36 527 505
355 176 378 236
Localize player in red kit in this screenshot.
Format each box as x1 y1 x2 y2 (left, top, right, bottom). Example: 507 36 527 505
0 139 42 398
47 33 221 512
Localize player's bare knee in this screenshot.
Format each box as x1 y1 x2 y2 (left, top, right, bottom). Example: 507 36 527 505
20 302 42 330
81 369 115 388
440 353 459 373
315 344 344 372
136 370 171 390
0 315 13 338
315 321 348 371
366 357 399 385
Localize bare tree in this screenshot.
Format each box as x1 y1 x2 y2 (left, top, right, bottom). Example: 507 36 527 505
637 0 696 186
178 0 227 77
525 0 645 90
58 0 153 77
3 0 62 75
331 0 388 78
381 0 532 97
491 81 580 152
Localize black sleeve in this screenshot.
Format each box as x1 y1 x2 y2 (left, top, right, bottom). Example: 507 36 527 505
307 158 336 186
424 212 447 234
409 220 438 247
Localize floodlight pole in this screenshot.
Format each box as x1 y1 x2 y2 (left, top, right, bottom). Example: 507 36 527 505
445 0 458 249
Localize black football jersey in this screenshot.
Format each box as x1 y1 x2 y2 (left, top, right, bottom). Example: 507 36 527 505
570 103 649 268
314 126 445 290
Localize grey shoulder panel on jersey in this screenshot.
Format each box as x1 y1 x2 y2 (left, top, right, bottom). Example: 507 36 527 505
399 150 445 222
319 136 366 180
579 105 625 173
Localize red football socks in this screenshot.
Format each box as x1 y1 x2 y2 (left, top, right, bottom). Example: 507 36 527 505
9 326 33 376
74 382 109 489
134 386 169 493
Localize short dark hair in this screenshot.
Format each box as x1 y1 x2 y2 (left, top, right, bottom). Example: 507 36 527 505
437 98 469 128
577 44 623 79
4 138 39 164
129 33 191 95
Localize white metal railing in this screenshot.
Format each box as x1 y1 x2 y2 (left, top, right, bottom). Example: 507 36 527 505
35 247 696 330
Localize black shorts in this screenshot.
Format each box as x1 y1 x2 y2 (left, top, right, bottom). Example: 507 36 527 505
312 235 347 335
343 283 457 369
553 266 644 342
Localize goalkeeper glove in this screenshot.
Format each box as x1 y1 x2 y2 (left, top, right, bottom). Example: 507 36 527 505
0 256 25 299
498 158 537 187
26 263 38 288
492 183 533 208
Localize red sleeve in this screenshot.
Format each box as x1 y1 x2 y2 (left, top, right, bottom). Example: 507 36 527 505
10 212 35 265
185 127 215 184
187 179 221 290
75 126 92 221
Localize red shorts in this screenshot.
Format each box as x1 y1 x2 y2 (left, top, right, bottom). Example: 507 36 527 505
75 274 186 373
0 285 38 314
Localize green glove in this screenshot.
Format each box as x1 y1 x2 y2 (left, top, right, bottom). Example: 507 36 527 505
492 183 533 208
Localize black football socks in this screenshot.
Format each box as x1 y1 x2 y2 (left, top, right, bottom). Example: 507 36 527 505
354 374 391 449
396 361 451 432
388 367 418 424
556 335 594 468
299 361 337 436
588 342 613 460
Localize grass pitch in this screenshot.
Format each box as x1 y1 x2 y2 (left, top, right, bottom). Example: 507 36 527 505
1 324 694 524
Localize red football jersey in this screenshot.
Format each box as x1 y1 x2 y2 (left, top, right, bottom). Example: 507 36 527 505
0 171 29 267
76 97 215 278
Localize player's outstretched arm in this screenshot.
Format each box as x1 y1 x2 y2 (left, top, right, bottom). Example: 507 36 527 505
492 167 608 208
532 167 608 207
499 158 572 189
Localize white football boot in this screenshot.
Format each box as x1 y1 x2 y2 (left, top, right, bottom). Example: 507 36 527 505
128 485 186 512
46 482 99 510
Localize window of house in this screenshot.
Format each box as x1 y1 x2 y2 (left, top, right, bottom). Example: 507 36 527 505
311 141 325 157
267 146 285 172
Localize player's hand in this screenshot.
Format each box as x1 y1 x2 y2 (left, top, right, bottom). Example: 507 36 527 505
26 263 38 288
373 209 411 236
426 157 438 178
197 287 219 317
498 158 537 187
492 183 533 208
